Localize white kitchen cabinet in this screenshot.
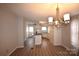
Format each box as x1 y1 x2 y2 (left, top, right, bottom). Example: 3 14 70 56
34 35 42 45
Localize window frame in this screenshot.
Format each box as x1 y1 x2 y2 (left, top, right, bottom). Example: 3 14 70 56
41 26 48 33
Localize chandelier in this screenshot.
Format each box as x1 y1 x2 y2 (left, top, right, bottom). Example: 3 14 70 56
48 4 70 27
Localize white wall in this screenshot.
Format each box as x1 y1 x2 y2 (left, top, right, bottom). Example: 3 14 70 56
48 26 54 44
53 27 62 46
17 16 24 48
70 16 79 49
62 15 79 50
0 10 18 55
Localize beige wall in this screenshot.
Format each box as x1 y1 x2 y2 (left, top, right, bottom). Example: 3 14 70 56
62 24 71 50
0 10 18 55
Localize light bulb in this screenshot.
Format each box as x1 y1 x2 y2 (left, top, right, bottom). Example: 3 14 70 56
55 20 59 25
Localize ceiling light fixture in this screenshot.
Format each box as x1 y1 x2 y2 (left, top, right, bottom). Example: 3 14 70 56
48 4 70 27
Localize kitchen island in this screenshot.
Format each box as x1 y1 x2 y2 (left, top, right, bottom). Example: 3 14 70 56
34 34 42 45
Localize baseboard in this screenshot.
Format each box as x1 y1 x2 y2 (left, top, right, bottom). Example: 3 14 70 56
53 44 62 46
7 47 17 56
8 45 24 56
62 45 71 51
17 46 24 48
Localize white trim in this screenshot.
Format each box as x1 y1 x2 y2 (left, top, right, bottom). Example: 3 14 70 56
7 47 17 56
53 43 62 46
8 45 24 56
62 44 71 51
17 46 24 48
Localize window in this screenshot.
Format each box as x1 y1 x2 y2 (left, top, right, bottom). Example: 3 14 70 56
29 26 34 32
42 27 48 33
26 25 34 37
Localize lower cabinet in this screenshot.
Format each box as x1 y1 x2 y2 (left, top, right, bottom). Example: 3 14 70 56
34 35 42 45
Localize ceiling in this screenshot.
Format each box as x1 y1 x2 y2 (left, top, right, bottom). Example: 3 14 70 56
0 3 79 21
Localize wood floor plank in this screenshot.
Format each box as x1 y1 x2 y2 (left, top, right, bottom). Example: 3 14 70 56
11 39 73 56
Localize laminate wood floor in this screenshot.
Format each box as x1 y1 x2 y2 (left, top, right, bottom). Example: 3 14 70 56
10 39 76 56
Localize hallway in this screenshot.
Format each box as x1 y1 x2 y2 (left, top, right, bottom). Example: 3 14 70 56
11 39 73 56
